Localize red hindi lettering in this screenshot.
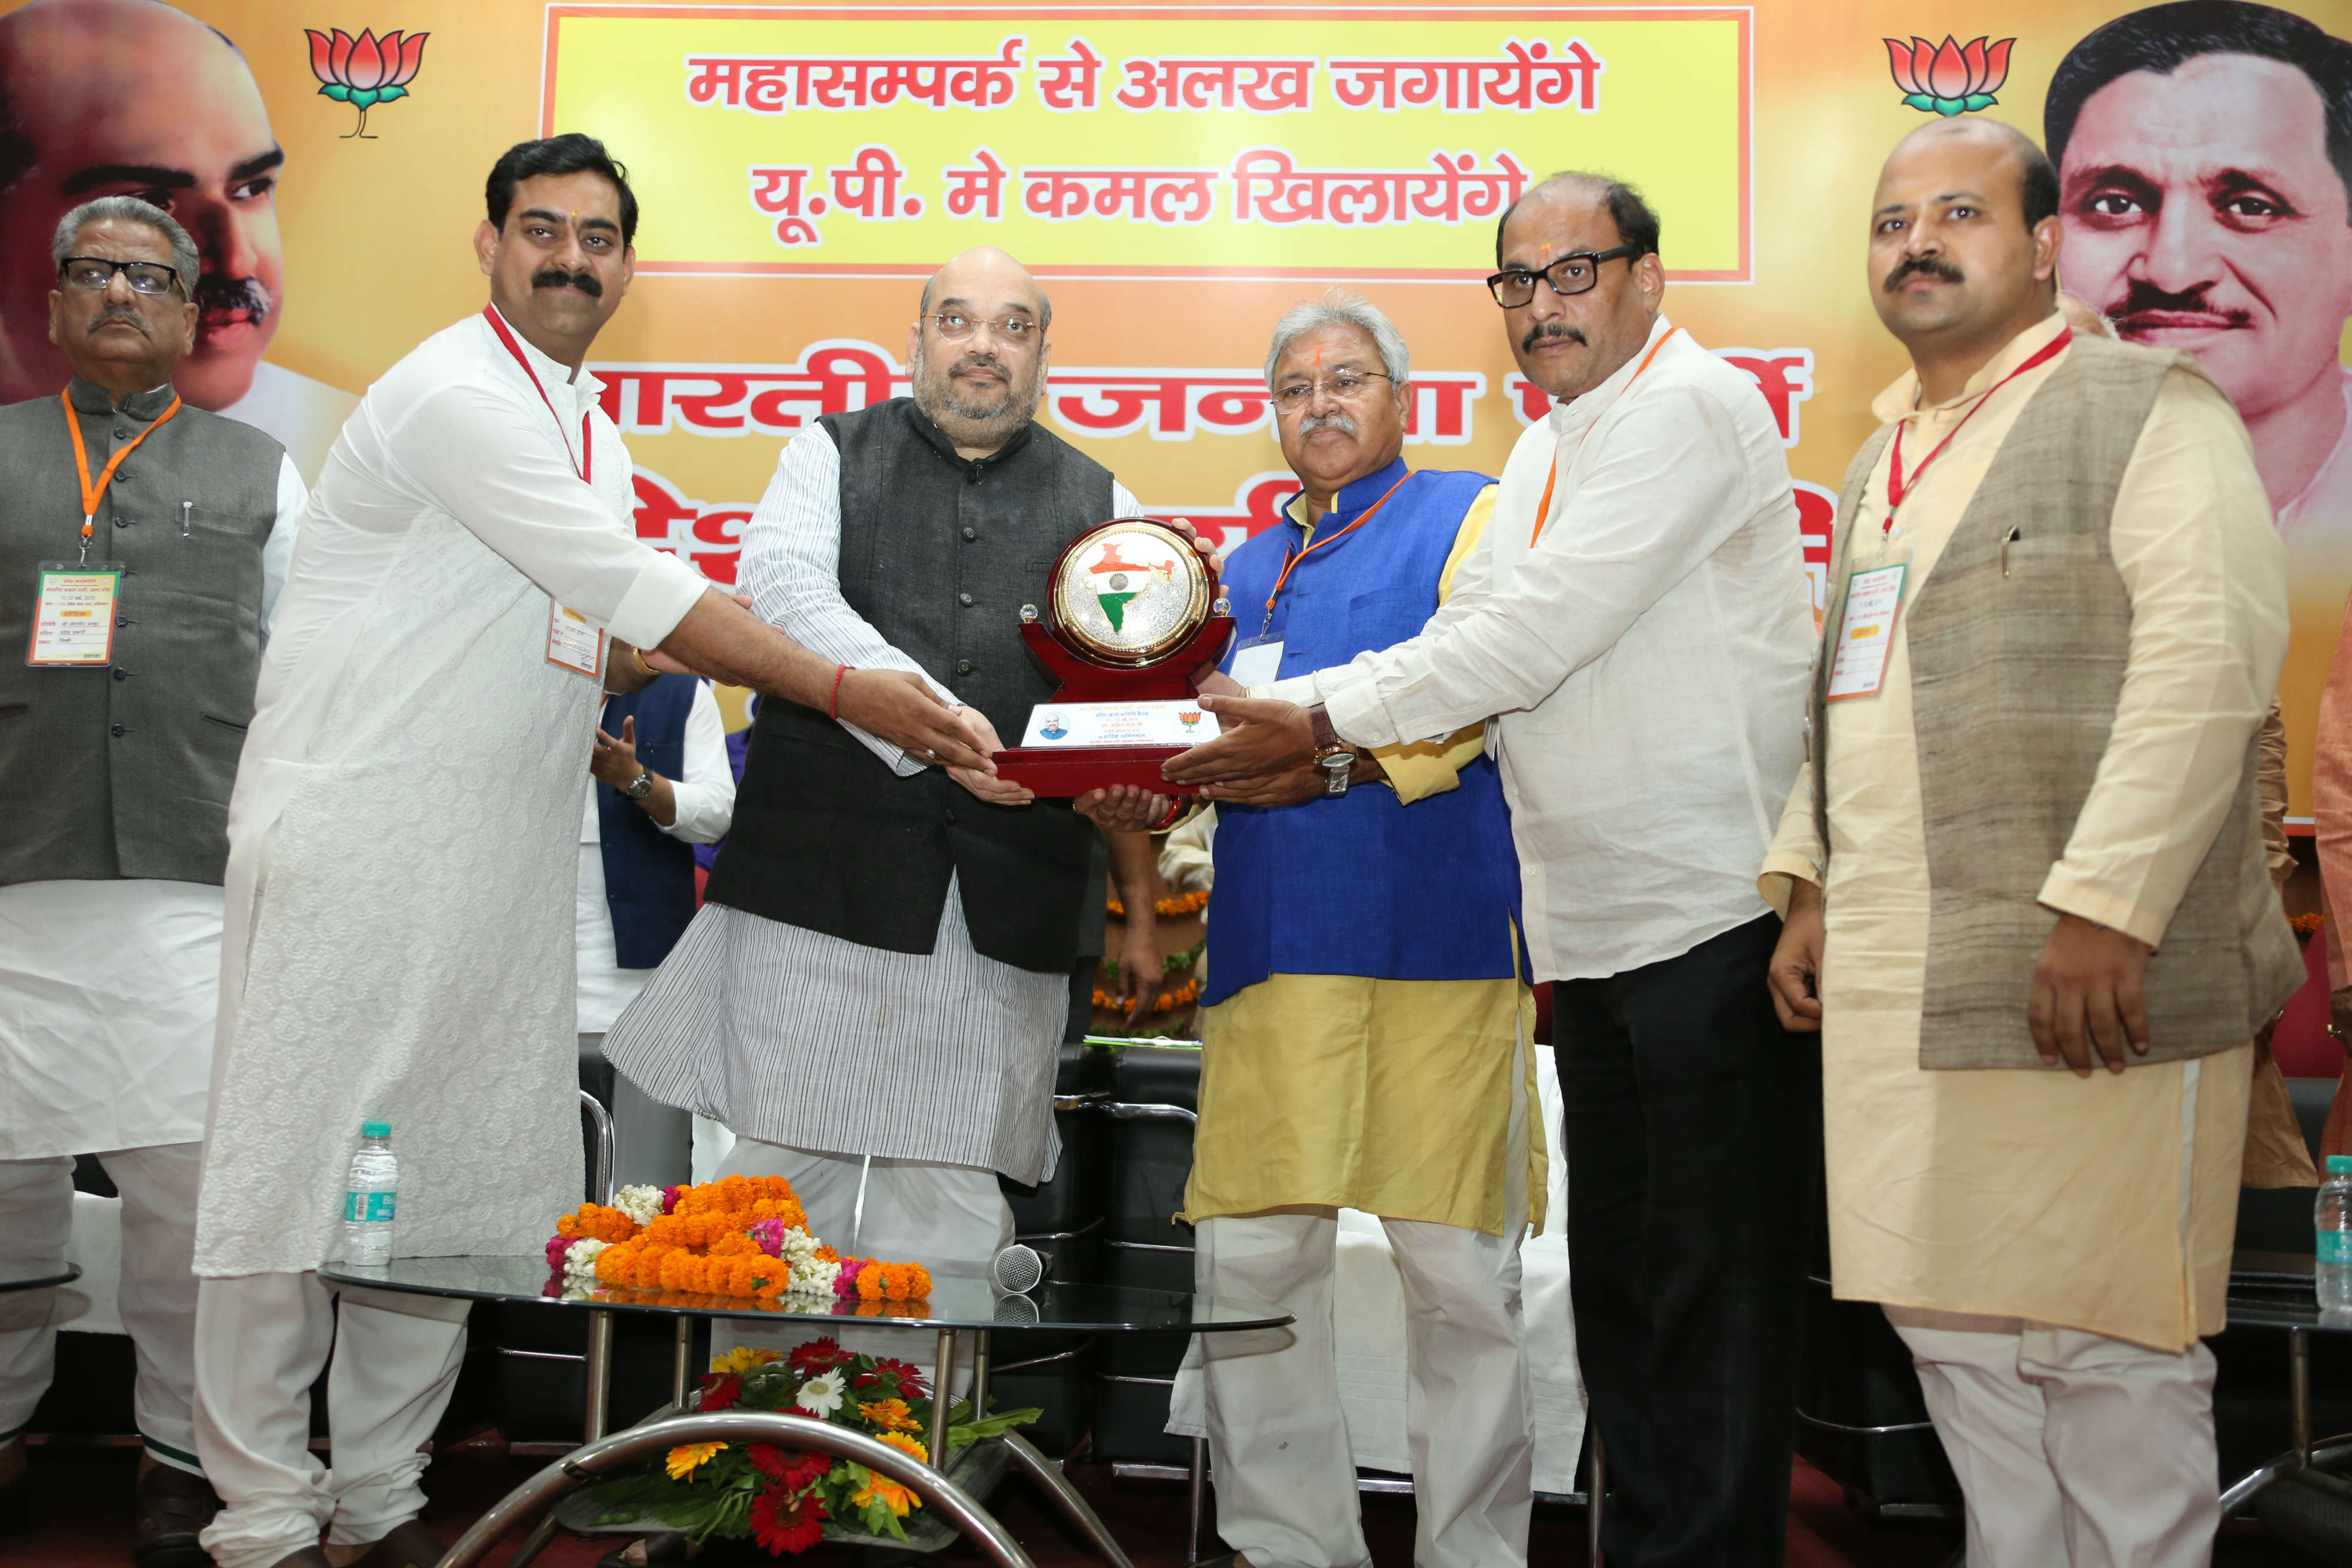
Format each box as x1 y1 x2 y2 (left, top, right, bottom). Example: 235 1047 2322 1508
944 148 1010 220
1230 147 1527 228
1114 55 1314 112
830 145 914 220
1327 37 1605 113
1715 349 1815 447
1035 36 1104 111
682 38 1023 115
1019 165 1218 225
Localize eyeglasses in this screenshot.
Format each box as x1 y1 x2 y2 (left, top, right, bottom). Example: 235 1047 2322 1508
1271 370 1394 412
926 311 1040 342
1485 245 1641 307
58 256 183 297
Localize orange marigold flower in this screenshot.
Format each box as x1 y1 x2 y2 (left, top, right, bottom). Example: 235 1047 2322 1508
665 1440 726 1480
877 1430 929 1466
858 1398 919 1432
854 1470 919 1517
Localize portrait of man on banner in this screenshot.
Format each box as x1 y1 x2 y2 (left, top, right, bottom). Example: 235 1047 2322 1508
0 0 355 473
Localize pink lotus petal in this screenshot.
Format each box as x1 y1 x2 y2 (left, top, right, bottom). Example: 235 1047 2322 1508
1962 38 1988 94
305 29 336 84
328 29 355 85
1928 36 1969 100
344 29 385 91
1884 38 1921 96
1982 38 2013 94
389 31 429 88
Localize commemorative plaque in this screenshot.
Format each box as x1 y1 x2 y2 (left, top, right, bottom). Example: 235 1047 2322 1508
991 518 1235 797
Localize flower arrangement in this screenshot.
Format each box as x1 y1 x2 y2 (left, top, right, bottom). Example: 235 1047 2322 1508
583 1338 1040 1552
545 1176 932 1309
2293 911 2325 938
1105 887 1210 919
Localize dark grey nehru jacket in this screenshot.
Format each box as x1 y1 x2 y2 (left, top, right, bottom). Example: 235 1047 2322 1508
0 377 286 888
706 397 1114 974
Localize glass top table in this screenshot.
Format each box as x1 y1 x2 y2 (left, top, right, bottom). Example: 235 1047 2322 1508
2223 1250 2352 1519
322 1255 1288 1568
0 1259 79 1293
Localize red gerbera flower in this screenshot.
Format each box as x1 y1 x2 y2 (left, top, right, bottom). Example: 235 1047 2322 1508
788 1336 850 1376
854 1357 928 1398
749 1483 829 1553
697 1373 743 1413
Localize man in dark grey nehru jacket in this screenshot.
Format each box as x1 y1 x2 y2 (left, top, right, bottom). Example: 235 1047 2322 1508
0 195 302 1563
606 246 1162 1370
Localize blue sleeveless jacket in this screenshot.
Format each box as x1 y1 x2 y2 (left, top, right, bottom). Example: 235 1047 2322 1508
1204 458 1522 1006
597 676 699 969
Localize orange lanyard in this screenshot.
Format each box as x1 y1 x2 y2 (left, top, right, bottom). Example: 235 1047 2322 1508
1885 326 2070 529
482 305 592 483
1259 470 1414 634
1529 326 1679 546
63 389 181 562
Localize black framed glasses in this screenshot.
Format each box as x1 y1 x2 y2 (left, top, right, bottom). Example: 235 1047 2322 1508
1271 369 1394 412
1485 245 1640 307
58 256 183 297
926 311 1039 342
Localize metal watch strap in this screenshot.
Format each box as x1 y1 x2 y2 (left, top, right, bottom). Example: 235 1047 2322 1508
1315 746 1353 797
624 769 654 800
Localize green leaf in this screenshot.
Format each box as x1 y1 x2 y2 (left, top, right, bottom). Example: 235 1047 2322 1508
1931 96 1967 115
349 87 380 109
1962 92 1997 111
1901 92 1934 111
319 83 351 101
377 84 408 102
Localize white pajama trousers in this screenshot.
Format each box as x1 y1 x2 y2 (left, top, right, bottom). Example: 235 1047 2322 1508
193 1272 470 1568
709 1138 1013 1396
1886 1306 2220 1568
0 1143 204 1472
1180 1211 1536 1568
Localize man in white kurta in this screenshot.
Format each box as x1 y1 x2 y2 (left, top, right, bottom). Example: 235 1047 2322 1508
1763 121 2294 1568
188 138 987 1568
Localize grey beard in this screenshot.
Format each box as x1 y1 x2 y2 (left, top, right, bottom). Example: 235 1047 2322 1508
911 352 1037 450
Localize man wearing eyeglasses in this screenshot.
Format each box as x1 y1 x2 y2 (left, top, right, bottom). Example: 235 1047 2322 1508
1152 288 1536 1568
0 195 303 1563
1165 174 1818 1564
602 245 1164 1380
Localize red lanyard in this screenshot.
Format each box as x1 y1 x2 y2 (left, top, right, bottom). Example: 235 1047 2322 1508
1530 325 1679 546
1261 470 1414 631
63 389 181 559
1885 327 2070 529
482 305 592 483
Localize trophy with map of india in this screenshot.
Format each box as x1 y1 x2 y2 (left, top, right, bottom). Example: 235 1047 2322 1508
991 517 1235 796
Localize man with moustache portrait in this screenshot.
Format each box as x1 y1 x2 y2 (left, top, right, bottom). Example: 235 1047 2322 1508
0 0 358 475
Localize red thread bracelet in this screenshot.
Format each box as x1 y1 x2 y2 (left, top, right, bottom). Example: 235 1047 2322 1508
828 663 855 719
1151 797 1185 831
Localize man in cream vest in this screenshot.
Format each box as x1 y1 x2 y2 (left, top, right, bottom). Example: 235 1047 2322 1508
1763 118 2300 1566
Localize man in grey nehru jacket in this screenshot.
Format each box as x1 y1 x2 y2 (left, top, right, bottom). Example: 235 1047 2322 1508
0 195 302 1564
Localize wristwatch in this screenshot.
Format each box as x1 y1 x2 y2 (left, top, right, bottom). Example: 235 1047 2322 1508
1314 745 1354 797
624 769 655 800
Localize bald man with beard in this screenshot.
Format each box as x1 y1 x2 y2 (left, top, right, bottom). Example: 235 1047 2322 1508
603 247 1163 1381
0 0 356 473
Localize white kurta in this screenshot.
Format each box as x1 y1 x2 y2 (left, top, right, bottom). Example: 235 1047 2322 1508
0 456 305 1162
194 310 709 1278
575 680 733 1035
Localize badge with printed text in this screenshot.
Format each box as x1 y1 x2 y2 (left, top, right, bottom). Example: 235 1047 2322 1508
1826 563 1908 702
546 601 606 680
28 563 121 667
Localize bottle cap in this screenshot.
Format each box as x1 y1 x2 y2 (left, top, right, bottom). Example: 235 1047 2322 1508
362 1121 391 1139
2329 1154 2352 1175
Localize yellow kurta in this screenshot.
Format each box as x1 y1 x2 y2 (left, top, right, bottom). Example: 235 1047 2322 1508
1762 314 2288 1352
1183 485 1547 1237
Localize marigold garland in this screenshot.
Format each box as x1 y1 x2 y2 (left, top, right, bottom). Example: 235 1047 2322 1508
1093 976 1201 1015
2293 911 2325 937
1105 887 1210 919
546 1175 930 1306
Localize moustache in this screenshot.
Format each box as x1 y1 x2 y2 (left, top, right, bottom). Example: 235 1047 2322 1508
950 352 1008 382
192 274 273 322
532 267 603 298
1521 321 1587 355
85 305 149 339
1884 255 1965 293
1296 410 1358 437
2109 278 2253 332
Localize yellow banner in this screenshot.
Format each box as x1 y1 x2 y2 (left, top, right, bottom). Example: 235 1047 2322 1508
543 8 1749 278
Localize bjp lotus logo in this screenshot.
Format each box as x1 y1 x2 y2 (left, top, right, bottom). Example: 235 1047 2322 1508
306 28 429 138
1885 35 2013 116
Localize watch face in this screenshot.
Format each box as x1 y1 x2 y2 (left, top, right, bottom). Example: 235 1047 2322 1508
1050 520 1212 665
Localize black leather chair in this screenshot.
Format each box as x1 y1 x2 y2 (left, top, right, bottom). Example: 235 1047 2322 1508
1091 1042 1203 1469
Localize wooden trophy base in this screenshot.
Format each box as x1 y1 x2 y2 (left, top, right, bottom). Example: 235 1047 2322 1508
993 616 1232 798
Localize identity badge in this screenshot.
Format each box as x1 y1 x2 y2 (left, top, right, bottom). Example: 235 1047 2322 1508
546 601 606 680
28 562 121 667
1228 636 1285 688
1826 563 1908 702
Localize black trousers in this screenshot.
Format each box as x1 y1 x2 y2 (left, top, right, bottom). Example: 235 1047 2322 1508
1553 912 1822 1567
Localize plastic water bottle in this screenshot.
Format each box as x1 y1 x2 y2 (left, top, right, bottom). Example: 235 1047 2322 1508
2318 1155 2352 1311
343 1121 397 1266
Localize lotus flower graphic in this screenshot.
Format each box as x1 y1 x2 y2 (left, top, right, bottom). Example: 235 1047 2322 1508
306 28 427 139
1885 35 2012 116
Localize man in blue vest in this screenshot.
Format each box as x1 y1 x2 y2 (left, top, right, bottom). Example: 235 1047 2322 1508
579 673 734 1185
1165 290 1539 1568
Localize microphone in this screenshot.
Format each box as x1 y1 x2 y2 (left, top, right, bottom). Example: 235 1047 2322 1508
991 1243 1050 1295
